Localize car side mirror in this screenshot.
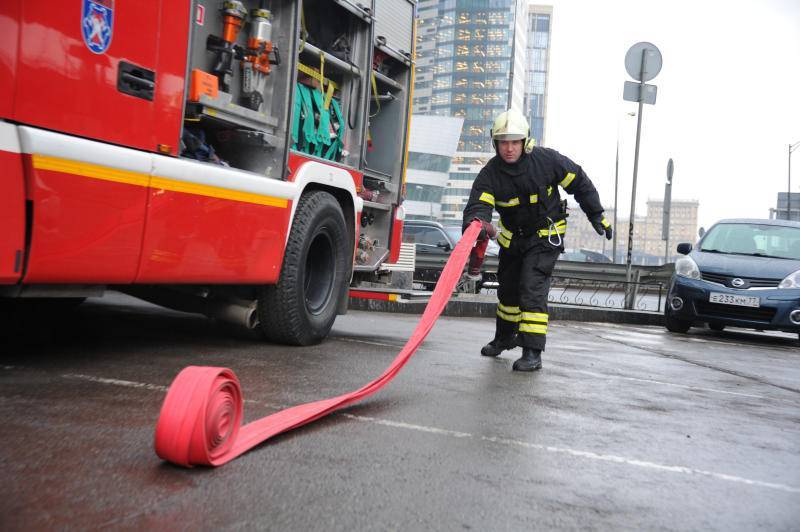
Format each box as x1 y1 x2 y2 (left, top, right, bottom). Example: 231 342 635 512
436 240 451 251
676 243 692 255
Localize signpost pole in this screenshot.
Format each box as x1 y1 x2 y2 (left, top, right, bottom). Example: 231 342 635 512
624 55 646 308
622 42 662 309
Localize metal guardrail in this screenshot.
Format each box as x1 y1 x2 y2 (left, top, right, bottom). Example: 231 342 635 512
415 256 673 282
548 276 665 312
413 257 675 312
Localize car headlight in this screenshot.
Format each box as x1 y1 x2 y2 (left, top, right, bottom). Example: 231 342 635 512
675 256 701 279
778 269 800 289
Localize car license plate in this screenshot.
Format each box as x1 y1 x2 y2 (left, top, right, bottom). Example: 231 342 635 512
709 292 760 307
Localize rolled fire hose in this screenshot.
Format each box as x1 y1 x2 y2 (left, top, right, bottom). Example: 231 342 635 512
154 221 483 467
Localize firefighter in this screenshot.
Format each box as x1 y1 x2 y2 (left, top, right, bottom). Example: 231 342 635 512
463 109 612 372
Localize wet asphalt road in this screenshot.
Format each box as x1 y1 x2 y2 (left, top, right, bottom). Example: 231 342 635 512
1 294 799 530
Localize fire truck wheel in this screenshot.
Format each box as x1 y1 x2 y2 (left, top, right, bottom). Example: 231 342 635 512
257 191 349 345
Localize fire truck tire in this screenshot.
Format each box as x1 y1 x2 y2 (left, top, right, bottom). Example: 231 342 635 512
257 191 349 345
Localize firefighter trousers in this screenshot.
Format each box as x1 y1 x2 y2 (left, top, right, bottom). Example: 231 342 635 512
494 241 561 351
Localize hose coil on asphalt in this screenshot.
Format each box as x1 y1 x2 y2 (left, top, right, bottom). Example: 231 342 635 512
154 222 483 467
154 367 243 467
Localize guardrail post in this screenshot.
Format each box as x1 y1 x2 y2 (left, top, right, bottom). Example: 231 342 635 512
624 269 641 309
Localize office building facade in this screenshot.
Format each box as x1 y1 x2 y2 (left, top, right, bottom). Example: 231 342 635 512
524 5 552 148
641 199 700 260
770 192 800 221
413 0 531 222
565 199 699 264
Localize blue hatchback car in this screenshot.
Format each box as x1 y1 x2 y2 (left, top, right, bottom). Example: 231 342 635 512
665 218 800 341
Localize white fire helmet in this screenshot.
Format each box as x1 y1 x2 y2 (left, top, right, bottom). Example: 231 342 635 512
491 109 535 152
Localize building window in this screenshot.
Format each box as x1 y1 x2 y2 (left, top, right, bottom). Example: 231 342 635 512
532 71 546 93
407 152 453 173
487 29 507 41
407 183 445 203
536 16 550 32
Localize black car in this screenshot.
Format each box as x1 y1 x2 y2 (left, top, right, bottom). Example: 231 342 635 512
560 248 613 263
403 220 498 290
665 218 800 341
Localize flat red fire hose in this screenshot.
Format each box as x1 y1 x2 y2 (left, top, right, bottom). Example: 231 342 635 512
154 221 482 467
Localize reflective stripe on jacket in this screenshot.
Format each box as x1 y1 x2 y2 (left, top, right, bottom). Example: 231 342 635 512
463 147 605 245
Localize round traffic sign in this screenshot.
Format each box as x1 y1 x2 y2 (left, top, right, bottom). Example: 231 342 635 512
625 42 662 82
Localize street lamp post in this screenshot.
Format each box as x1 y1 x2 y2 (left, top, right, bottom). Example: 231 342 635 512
789 141 800 221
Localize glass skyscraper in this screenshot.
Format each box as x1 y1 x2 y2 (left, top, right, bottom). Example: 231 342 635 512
525 5 552 148
414 0 530 222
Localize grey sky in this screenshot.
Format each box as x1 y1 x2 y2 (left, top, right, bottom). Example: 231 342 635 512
539 0 800 231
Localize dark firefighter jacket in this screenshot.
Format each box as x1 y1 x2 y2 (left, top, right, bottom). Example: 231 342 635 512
463 147 605 250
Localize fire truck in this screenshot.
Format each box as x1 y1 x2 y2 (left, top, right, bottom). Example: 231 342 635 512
0 0 417 345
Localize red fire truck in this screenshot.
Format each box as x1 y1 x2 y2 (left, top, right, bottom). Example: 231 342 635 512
0 0 417 344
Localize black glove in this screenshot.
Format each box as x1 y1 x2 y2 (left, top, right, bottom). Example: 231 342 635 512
590 215 613 240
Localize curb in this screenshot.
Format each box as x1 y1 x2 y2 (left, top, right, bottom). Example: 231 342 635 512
348 297 664 326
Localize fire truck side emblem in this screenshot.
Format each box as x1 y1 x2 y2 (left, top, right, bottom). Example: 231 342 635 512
81 0 114 54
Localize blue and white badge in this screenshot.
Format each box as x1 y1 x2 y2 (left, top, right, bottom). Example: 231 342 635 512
81 0 114 54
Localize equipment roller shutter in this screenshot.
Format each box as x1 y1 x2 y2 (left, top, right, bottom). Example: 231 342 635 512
373 0 414 56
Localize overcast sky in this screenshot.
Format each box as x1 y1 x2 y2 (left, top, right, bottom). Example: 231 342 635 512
539 0 800 231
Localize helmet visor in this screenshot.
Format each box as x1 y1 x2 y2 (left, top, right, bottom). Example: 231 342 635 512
493 133 526 141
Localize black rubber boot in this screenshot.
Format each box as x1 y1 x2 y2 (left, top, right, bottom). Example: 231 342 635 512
480 338 516 357
512 348 542 372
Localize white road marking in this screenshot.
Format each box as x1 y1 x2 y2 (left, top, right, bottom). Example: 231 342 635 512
336 337 406 349
553 343 593 351
62 374 170 393
61 373 262 404
342 414 473 438
49 370 800 495
335 336 459 356
343 413 800 495
602 324 660 333
602 333 662 345
684 337 731 344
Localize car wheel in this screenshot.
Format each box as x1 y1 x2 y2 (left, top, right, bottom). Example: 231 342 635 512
708 322 725 332
664 305 691 333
